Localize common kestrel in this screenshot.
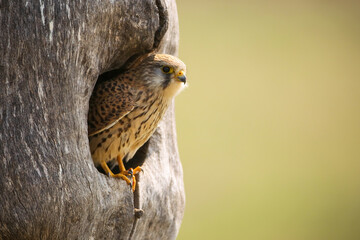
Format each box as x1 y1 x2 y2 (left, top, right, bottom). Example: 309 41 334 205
88 54 187 191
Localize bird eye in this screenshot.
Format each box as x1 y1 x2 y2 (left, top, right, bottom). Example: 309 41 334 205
161 66 173 74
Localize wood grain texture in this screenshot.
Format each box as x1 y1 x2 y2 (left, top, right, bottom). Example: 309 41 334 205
0 0 184 239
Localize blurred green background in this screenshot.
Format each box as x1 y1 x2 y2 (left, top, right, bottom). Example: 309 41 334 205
175 0 360 239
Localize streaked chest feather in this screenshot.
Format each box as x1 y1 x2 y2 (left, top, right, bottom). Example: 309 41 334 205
89 95 169 165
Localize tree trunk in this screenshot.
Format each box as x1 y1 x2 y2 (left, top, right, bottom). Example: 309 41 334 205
0 0 185 239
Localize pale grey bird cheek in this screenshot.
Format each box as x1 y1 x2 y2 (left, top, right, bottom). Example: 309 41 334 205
147 69 167 88
154 68 164 78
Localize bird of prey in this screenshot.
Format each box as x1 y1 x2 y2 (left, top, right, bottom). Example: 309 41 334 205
88 54 187 191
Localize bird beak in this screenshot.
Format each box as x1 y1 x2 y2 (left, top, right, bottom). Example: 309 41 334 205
176 70 187 84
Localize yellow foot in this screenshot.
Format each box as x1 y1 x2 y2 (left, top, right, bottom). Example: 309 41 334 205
126 166 142 192
109 168 142 192
101 160 142 192
109 171 132 185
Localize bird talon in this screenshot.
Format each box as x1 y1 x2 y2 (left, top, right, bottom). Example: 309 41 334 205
127 168 134 175
133 166 142 175
100 160 142 192
132 175 136 192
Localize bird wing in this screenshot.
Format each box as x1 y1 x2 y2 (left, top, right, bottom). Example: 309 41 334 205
88 80 135 136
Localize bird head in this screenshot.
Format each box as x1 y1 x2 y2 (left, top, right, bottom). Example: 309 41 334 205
137 54 187 98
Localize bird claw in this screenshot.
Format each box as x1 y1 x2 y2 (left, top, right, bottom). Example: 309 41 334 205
133 166 143 174
127 168 134 175
105 165 142 192
128 167 143 192
101 160 142 192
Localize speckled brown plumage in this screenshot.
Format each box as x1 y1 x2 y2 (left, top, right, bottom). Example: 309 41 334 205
88 54 187 191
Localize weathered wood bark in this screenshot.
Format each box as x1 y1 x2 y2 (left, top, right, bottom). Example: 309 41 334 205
0 0 185 239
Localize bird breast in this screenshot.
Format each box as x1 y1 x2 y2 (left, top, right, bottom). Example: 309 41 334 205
89 95 169 166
